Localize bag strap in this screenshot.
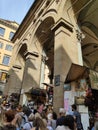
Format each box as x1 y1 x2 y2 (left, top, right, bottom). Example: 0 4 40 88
28 122 32 128
25 122 32 128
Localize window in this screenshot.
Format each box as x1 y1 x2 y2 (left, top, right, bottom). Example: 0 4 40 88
0 42 3 48
2 55 10 66
0 72 7 83
5 44 13 51
9 32 14 40
0 27 5 36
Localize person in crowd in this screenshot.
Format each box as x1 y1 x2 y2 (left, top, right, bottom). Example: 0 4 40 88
51 111 57 130
56 115 76 130
31 117 48 130
22 105 32 117
4 102 11 111
91 111 98 130
12 105 26 130
47 104 53 114
56 108 66 127
94 120 98 130
47 113 53 130
94 109 98 130
22 113 35 130
47 111 57 130
71 104 83 130
40 111 48 126
1 110 16 130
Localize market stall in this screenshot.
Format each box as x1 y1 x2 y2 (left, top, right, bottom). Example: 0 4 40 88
25 88 46 105
64 63 93 130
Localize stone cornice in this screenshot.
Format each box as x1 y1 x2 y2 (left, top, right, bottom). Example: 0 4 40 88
0 19 18 30
52 18 74 33
0 37 13 43
25 51 39 59
12 0 43 42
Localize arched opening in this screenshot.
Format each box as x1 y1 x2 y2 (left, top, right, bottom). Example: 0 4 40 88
35 17 55 89
12 44 27 94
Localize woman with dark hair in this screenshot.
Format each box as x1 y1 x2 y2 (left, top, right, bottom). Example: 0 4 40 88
1 110 16 130
56 115 76 130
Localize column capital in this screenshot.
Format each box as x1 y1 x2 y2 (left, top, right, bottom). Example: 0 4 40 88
52 18 73 33
24 51 39 59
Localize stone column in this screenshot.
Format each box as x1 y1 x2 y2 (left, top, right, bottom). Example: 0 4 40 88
19 51 41 105
52 18 82 113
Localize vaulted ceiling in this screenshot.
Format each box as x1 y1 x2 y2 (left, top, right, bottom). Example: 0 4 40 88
72 0 98 71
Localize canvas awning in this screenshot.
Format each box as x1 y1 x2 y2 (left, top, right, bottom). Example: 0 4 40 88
65 63 87 83
42 83 54 87
25 87 46 97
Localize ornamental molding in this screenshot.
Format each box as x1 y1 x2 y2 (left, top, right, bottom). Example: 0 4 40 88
0 19 18 30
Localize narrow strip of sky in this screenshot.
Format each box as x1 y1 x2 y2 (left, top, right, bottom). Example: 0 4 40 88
0 0 35 24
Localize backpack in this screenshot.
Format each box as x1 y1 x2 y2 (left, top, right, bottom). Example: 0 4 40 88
23 122 33 130
20 115 27 129
17 114 27 130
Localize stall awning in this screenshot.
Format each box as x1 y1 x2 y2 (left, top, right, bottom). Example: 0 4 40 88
65 63 87 83
25 88 46 97
42 83 54 88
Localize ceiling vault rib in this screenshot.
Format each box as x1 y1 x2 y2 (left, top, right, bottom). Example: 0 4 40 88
84 48 98 56
74 0 93 16
82 30 98 41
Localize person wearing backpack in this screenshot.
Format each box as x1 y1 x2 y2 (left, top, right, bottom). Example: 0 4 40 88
12 105 27 130
71 104 84 130
22 113 35 130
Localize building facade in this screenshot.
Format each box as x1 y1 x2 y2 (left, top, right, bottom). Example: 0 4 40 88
0 18 19 94
6 0 98 116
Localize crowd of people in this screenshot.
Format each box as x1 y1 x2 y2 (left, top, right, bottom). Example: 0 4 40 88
0 98 85 130
0 94 98 130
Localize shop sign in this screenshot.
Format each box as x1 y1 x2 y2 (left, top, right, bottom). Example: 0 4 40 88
54 75 60 86
64 83 71 91
89 70 98 90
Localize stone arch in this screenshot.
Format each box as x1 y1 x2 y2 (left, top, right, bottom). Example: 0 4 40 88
14 43 28 70
14 43 28 95
29 15 56 55
30 10 56 40
15 39 28 58
32 16 55 88
81 21 98 38
43 9 57 16
42 9 57 22
29 16 55 53
7 43 28 95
